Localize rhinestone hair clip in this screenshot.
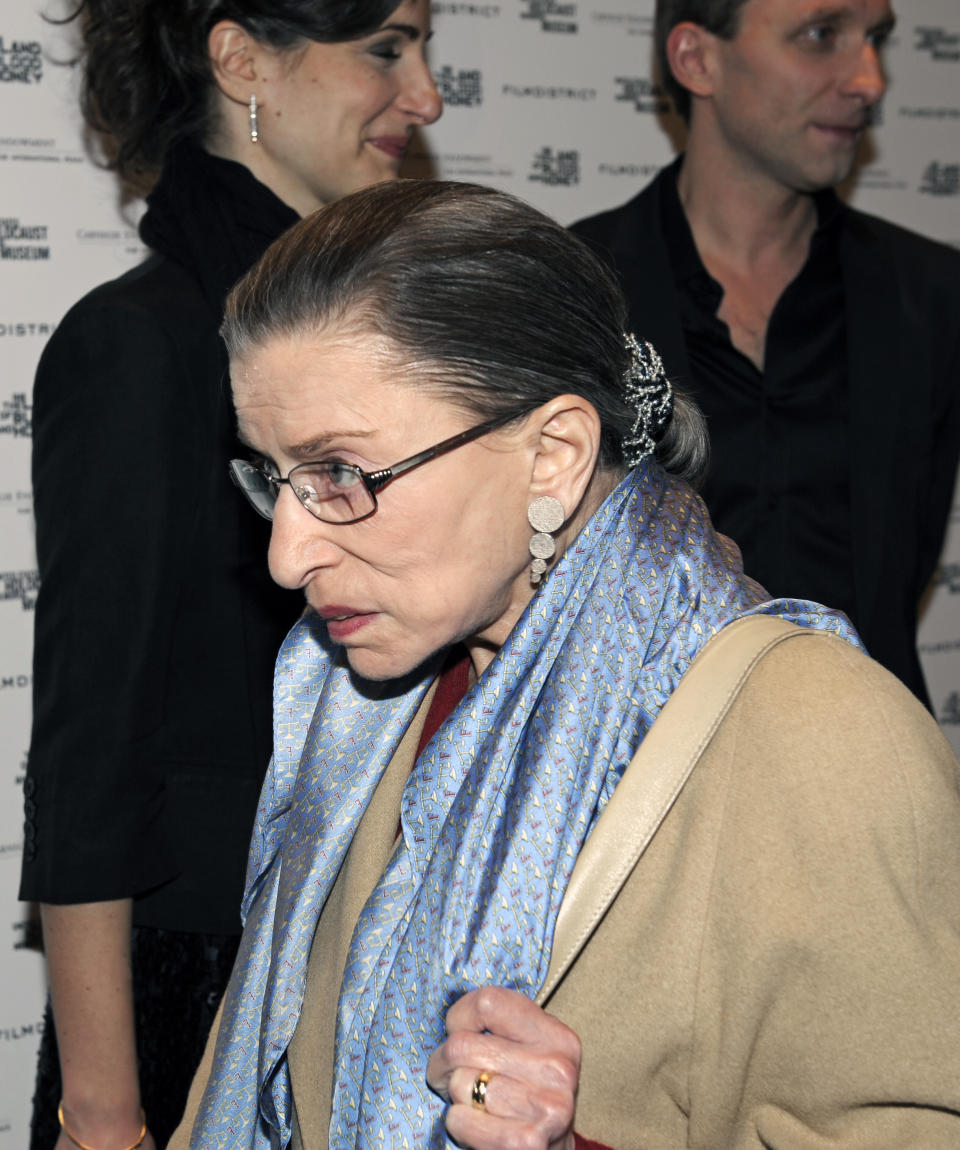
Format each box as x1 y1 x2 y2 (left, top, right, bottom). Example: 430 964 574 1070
621 333 673 468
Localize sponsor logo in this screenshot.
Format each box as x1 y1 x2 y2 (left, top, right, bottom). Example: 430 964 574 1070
431 2 501 14
0 490 33 516
0 1020 44 1040
408 149 511 179
615 76 670 114
502 83 595 100
899 106 960 121
0 216 49 260
529 146 579 186
591 9 651 35
12 914 43 951
1 570 39 610
0 321 54 338
519 0 577 34
0 392 31 437
919 637 960 655
0 136 86 165
854 165 908 192
920 161 960 197
15 748 27 788
0 36 42 83
932 562 960 592
435 66 483 107
597 161 661 180
0 135 53 147
914 26 960 61
939 691 960 725
76 226 142 244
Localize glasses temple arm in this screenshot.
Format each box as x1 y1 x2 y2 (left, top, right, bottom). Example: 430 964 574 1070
366 414 518 493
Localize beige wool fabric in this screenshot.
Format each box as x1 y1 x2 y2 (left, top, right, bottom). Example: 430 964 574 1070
172 632 960 1149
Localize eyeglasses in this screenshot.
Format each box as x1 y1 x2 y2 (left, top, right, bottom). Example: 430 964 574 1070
229 411 517 525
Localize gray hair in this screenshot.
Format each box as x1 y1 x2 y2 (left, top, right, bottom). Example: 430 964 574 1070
223 180 708 483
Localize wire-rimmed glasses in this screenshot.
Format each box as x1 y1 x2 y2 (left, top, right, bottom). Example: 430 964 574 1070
229 411 518 525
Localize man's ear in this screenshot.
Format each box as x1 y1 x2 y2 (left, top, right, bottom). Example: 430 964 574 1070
665 21 719 104
527 395 602 519
208 20 261 106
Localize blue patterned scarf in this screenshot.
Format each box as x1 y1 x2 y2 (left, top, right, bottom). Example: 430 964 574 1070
192 465 859 1148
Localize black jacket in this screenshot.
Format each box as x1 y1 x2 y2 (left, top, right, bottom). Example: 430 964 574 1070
572 163 960 704
20 143 302 932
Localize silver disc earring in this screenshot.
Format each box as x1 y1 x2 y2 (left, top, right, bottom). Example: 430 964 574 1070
249 94 259 144
527 495 565 584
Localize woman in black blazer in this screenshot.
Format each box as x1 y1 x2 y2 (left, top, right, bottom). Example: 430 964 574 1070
20 3 440 1147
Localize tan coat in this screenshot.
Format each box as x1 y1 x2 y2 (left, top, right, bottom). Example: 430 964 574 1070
173 632 960 1149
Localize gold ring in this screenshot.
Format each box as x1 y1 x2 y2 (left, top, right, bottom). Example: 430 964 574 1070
470 1070 491 1110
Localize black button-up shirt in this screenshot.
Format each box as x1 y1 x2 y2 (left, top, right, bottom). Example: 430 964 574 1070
661 165 856 622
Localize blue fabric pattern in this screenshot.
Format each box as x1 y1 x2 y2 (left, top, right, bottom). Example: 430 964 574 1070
192 464 860 1148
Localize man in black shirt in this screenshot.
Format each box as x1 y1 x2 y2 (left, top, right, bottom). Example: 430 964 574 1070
573 0 960 705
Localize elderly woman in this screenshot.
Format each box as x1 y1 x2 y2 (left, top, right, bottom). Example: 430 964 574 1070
175 181 960 1150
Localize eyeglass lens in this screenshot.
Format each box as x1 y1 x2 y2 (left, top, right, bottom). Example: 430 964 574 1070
229 461 275 520
292 464 376 522
229 460 377 523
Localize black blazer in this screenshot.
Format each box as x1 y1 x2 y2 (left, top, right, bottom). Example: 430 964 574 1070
21 250 301 933
573 166 960 703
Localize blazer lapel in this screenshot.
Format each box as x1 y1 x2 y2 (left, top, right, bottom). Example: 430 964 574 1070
614 179 691 389
577 168 693 389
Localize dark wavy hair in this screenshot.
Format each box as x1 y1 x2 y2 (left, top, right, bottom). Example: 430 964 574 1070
54 0 402 180
223 180 708 482
654 0 749 122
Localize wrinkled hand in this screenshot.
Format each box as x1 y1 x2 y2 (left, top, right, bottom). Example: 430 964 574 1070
426 986 580 1150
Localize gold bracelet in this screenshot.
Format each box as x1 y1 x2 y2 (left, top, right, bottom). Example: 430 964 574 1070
57 1102 147 1150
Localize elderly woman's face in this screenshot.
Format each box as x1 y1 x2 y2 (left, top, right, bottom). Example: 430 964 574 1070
232 330 538 680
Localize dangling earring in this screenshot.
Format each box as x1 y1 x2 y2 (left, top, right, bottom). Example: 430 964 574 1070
249 94 259 144
527 495 565 584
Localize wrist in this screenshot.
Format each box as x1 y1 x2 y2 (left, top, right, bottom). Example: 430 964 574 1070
58 1101 147 1150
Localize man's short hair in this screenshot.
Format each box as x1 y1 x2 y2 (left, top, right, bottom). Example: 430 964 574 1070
655 0 750 122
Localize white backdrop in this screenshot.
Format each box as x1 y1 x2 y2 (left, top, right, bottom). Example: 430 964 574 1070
1 0 958 1140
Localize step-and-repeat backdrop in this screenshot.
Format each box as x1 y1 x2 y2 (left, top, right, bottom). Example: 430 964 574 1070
1 0 958 1139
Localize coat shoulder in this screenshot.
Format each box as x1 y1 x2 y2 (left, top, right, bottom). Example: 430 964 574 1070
717 630 960 866
842 204 960 289
734 630 954 771
570 174 662 252
55 252 216 347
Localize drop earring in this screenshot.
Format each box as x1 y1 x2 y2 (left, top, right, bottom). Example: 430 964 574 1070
527 495 565 584
249 94 259 144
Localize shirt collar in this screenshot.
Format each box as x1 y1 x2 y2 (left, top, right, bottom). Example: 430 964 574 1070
659 154 845 298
